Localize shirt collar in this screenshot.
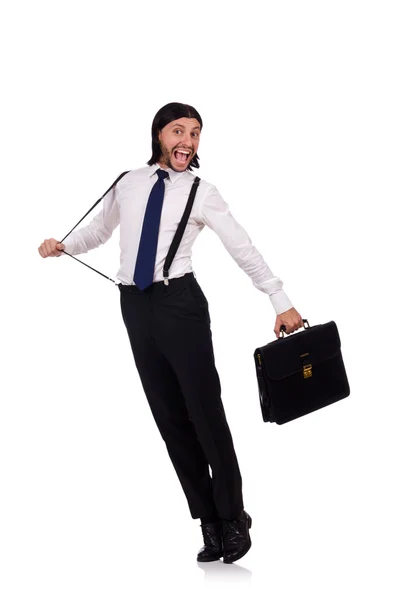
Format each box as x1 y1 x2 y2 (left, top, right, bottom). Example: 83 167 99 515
149 162 188 184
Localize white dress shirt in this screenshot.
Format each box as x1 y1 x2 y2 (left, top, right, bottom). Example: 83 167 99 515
61 162 293 315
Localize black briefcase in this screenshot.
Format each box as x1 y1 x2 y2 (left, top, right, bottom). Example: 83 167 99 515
253 319 350 425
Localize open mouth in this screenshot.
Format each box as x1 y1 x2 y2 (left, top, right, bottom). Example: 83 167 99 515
173 149 191 165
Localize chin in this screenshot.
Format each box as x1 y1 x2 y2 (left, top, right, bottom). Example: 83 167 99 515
171 158 190 171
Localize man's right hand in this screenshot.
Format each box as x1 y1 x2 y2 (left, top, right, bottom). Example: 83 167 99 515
38 238 65 258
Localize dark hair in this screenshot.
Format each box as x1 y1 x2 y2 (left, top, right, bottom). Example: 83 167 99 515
147 102 203 171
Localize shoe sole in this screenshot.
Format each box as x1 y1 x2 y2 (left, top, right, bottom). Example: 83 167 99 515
197 553 223 562
223 513 252 564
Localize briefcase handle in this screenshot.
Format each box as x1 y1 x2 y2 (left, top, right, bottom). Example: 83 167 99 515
279 319 310 338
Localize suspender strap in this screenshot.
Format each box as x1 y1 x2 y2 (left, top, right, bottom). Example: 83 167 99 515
59 171 131 283
163 176 201 285
60 172 201 286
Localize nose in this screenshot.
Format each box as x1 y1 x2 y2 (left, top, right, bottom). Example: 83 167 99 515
180 132 194 148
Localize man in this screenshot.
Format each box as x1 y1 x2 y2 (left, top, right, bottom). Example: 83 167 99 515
38 102 303 564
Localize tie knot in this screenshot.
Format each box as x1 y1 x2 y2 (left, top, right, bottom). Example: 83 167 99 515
156 168 169 181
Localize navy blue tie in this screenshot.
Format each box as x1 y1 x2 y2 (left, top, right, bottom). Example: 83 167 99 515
133 168 170 290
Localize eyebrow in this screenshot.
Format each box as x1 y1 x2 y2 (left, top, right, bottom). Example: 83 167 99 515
172 123 201 130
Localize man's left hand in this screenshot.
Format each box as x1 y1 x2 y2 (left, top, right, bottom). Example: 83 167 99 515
274 307 304 338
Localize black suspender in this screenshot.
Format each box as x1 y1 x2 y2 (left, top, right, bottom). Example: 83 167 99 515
163 176 200 285
60 171 201 286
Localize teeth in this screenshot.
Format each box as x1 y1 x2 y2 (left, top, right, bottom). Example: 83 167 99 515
175 150 190 154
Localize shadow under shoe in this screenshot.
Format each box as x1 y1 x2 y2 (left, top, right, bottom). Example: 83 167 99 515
222 510 252 564
197 521 223 562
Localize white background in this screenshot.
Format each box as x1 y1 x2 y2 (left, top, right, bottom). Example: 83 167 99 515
1 0 396 598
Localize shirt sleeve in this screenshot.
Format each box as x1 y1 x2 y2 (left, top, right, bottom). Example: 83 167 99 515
60 183 120 257
199 185 294 315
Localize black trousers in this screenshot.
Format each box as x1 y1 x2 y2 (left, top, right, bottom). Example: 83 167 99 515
118 272 244 520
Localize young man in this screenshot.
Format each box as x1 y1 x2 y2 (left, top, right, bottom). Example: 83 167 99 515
38 102 303 564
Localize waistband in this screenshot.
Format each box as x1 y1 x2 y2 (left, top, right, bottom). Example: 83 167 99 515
118 271 195 295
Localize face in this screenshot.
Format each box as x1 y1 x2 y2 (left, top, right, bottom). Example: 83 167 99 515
157 117 201 172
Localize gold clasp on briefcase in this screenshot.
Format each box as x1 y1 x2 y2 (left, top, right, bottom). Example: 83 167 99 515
300 352 312 378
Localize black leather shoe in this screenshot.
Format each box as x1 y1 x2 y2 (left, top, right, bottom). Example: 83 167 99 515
222 510 252 563
197 521 223 562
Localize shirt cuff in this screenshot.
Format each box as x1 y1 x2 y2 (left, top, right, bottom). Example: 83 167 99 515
268 289 294 315
60 240 76 256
